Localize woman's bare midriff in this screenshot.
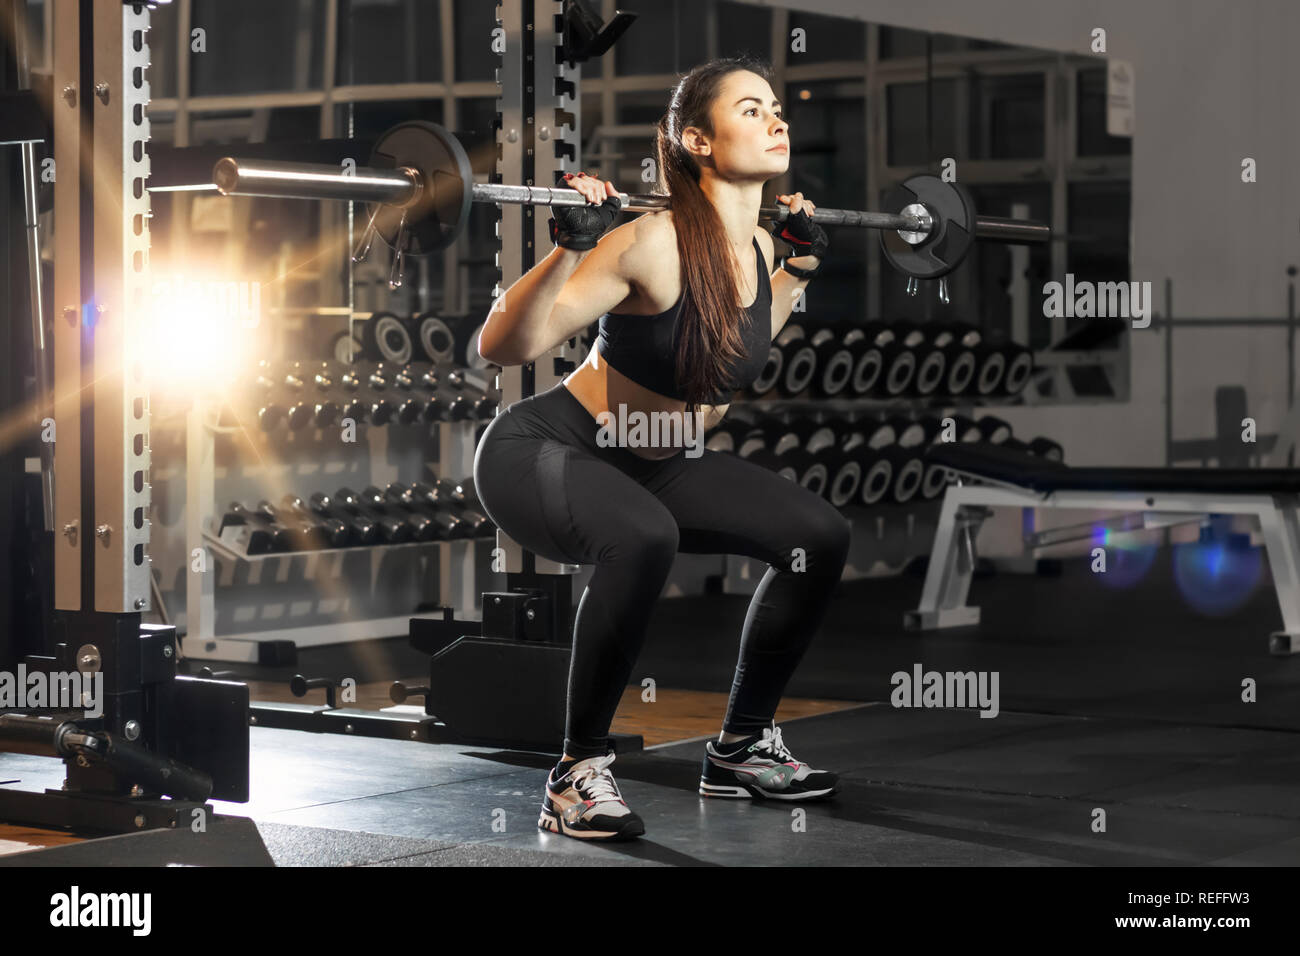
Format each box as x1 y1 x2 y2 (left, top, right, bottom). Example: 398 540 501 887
561 226 762 461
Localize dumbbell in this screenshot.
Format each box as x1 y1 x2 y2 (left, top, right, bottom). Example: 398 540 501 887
252 499 334 550
362 310 416 365
439 368 498 421
411 478 493 537
783 418 842 496
773 325 817 397
999 343 1034 396
218 501 289 554
364 364 400 426
895 323 947 397
831 419 897 507
386 483 464 539
308 362 343 428
309 491 382 546
841 328 883 397
882 414 928 504
736 427 800 482
916 415 951 500
864 321 916 397
703 419 763 454
806 327 857 398
959 325 1008 396
928 324 978 397
415 311 457 364
976 414 1013 445
359 485 438 541
279 494 350 548
824 417 892 507
334 486 414 543
336 367 371 425
745 344 784 398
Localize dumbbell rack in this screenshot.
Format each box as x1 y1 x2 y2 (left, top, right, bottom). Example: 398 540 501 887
181 375 485 664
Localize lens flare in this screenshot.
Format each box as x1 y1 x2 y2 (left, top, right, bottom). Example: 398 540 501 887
1092 526 1159 590
139 273 259 395
1173 530 1264 617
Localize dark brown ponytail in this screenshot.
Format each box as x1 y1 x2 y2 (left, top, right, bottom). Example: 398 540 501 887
654 56 775 410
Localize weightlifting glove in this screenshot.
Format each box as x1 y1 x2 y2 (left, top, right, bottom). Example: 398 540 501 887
548 174 622 251
770 204 829 261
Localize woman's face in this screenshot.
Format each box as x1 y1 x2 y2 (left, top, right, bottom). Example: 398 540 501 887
689 70 789 182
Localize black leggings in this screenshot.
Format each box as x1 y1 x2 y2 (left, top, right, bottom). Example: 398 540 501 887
472 383 852 760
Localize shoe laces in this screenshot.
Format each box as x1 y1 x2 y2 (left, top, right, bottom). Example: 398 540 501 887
571 753 621 802
752 723 794 762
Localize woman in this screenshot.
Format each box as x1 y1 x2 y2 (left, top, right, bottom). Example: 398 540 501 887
475 56 852 842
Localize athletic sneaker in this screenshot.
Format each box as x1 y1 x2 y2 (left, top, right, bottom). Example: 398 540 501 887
538 752 646 841
699 721 839 800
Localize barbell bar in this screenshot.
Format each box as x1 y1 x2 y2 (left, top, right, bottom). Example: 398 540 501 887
211 120 1049 282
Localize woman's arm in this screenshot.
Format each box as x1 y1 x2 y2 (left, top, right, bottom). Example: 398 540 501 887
765 191 821 340
478 234 628 366
479 177 652 367
770 266 814 341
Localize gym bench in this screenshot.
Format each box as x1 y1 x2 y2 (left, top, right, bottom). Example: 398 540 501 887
907 442 1300 655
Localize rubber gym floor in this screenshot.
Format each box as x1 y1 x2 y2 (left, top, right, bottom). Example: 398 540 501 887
3 551 1299 866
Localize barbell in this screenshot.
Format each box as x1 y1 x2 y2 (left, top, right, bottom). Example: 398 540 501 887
211 120 1049 281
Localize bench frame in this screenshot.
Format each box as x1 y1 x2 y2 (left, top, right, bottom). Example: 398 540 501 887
907 473 1300 655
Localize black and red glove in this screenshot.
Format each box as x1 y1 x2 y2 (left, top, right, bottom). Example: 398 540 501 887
771 204 829 260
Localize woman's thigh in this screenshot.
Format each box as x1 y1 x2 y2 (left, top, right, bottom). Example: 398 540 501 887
473 415 680 566
643 449 852 568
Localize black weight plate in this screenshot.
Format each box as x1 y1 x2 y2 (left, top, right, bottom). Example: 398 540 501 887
361 311 403 361
879 174 976 280
368 121 473 256
416 311 457 363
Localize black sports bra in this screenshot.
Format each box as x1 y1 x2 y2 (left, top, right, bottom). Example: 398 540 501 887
595 236 772 406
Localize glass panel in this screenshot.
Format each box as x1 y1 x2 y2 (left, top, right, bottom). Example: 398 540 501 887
787 11 864 64
886 79 959 166
337 0 442 86
887 72 1043 164
614 0 708 75
1067 181 1130 279
880 26 1018 59
717 1 771 61
970 72 1044 160
966 183 1053 348
190 0 327 95
453 0 497 82
335 99 445 142
263 105 322 143
1076 67 1133 156
784 79 866 326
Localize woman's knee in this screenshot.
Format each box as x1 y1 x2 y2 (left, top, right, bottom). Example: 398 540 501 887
601 513 679 570
783 502 851 573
